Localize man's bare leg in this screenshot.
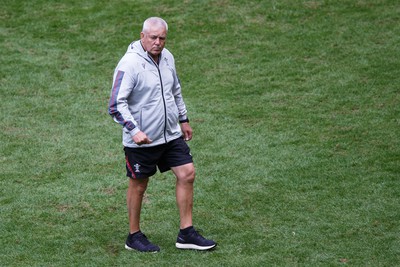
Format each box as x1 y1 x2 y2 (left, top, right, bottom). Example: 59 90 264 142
172 163 195 229
127 177 148 233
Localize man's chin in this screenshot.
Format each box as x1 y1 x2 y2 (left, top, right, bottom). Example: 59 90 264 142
152 48 163 54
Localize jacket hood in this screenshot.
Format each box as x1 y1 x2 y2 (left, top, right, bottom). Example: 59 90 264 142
126 40 170 63
127 40 146 55
127 40 157 61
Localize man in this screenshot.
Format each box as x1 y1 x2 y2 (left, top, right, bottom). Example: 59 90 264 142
108 17 216 252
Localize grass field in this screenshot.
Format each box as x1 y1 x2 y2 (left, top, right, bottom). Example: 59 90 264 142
1 0 399 266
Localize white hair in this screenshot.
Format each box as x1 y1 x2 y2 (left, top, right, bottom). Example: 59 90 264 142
142 17 168 33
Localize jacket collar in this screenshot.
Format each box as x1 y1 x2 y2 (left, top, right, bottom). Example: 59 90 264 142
139 41 162 65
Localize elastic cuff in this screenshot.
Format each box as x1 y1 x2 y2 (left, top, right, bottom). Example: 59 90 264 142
128 127 140 137
179 118 189 123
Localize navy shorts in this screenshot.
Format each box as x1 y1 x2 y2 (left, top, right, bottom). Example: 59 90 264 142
124 137 193 179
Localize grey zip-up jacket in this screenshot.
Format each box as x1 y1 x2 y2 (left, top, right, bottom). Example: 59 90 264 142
108 40 188 148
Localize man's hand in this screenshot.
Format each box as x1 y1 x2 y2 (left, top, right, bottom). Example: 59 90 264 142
180 122 193 141
132 131 152 145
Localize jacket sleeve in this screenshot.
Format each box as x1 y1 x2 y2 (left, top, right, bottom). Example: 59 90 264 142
108 64 140 137
170 58 188 122
174 77 189 122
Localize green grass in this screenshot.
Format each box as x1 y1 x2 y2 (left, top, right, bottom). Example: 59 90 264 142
1 0 399 266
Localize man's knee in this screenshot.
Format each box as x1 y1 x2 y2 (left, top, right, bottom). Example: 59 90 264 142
129 178 149 195
174 164 195 183
186 168 196 183
183 168 195 183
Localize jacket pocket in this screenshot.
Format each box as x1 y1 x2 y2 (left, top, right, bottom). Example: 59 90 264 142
139 102 164 141
166 101 179 135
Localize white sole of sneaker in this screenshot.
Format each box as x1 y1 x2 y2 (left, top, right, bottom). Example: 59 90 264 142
175 243 216 250
125 244 135 250
125 244 159 253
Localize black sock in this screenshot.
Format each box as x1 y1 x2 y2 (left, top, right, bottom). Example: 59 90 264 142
180 226 194 235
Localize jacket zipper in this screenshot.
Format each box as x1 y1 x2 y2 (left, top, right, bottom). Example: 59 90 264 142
150 56 168 143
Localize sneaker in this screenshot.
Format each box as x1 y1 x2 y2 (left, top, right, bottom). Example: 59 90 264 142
175 227 216 250
125 231 160 252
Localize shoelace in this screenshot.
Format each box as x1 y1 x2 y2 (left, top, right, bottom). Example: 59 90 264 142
190 230 207 241
135 233 151 245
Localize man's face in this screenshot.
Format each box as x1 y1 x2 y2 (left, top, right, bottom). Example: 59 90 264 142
140 25 167 57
